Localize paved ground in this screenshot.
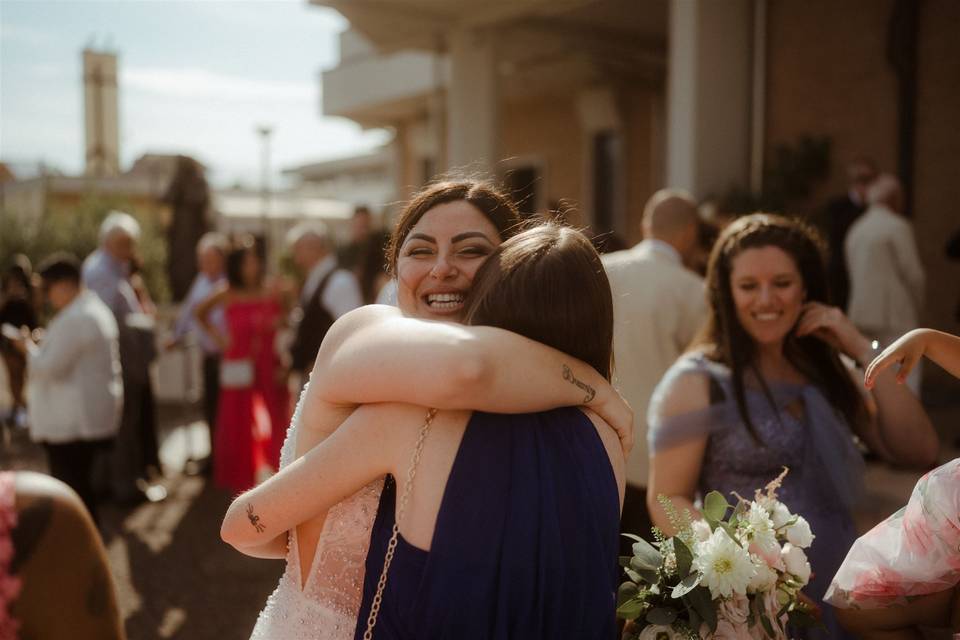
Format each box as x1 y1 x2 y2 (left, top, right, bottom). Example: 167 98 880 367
1 403 283 640
2 391 960 640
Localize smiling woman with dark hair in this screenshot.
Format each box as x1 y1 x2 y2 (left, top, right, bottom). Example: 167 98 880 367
647 213 937 639
222 223 625 639
219 178 632 640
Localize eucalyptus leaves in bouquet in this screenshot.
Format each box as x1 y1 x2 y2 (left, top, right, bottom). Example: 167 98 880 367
617 469 818 639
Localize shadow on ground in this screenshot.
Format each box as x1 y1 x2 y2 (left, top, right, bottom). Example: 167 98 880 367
101 475 283 640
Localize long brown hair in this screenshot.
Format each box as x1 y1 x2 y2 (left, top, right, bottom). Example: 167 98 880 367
464 223 614 380
386 179 523 276
693 213 867 441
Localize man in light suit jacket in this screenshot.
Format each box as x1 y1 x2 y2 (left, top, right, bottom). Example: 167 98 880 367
846 173 926 393
13 254 123 524
602 189 707 546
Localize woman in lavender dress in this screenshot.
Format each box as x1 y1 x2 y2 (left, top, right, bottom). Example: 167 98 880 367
647 214 938 638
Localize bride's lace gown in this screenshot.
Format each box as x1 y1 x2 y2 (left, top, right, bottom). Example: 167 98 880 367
250 385 382 639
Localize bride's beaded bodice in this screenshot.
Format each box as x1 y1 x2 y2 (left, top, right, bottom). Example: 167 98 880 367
250 384 382 639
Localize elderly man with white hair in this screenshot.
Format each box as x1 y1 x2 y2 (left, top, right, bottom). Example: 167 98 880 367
846 173 926 392
83 210 165 505
286 222 363 391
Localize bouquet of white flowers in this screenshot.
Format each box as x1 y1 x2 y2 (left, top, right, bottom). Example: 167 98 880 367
618 469 818 639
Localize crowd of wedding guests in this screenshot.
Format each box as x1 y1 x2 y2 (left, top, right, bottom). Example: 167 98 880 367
0 162 958 638
0 204 390 510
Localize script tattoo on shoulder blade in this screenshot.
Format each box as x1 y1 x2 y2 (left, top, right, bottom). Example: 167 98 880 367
246 503 265 533
562 364 596 404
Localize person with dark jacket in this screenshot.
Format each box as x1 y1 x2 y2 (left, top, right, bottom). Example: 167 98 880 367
820 156 877 309
286 223 363 392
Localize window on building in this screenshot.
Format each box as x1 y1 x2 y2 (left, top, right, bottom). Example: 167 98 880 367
592 130 621 235
421 157 437 186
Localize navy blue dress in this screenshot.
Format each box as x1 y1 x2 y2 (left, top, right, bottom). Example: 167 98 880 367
354 408 621 639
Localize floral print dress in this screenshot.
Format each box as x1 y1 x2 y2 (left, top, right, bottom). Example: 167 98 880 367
826 458 960 609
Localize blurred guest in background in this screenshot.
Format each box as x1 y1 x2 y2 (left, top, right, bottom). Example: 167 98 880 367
196 237 290 493
0 256 38 423
336 204 373 272
821 156 877 309
83 211 164 506
165 232 229 476
602 189 707 548
286 223 362 390
828 328 960 635
0 256 38 331
356 229 390 304
4 471 126 639
846 173 926 393
13 254 122 524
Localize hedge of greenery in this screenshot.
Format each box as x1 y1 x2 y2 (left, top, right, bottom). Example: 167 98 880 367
0 195 170 304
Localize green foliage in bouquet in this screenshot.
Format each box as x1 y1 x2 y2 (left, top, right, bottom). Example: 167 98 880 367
617 470 820 639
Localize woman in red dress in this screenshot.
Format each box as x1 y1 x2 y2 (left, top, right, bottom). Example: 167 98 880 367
197 238 289 493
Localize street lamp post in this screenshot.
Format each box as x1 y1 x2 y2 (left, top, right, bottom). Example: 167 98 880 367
256 124 273 258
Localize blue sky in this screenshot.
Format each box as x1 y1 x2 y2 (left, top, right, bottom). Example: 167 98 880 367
0 0 389 186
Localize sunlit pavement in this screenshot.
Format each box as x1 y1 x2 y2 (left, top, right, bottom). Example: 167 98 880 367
2 397 959 638
1 401 284 640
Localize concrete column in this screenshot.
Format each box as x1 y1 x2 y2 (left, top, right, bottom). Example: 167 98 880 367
445 29 498 173
665 0 752 198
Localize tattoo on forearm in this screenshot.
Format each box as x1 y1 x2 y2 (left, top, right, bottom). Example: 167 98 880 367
562 364 596 403
246 503 265 533
11 496 53 573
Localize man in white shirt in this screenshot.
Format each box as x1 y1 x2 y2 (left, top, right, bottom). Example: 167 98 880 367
14 253 122 523
846 173 926 392
287 223 363 391
602 189 708 545
165 232 229 475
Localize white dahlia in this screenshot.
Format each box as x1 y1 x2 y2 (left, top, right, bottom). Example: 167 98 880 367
694 528 756 599
745 502 775 537
744 502 783 569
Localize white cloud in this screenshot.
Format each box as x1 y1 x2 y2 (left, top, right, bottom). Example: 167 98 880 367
190 1 348 35
122 66 315 102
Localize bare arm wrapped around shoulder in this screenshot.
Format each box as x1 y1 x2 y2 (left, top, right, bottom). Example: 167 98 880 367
222 403 410 552
306 305 633 453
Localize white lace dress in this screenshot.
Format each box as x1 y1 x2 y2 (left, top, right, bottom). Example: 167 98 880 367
250 384 382 640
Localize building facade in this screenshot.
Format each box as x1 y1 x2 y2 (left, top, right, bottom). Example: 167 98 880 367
313 0 960 346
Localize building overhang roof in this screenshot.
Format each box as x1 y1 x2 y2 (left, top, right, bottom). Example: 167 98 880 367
311 0 667 55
